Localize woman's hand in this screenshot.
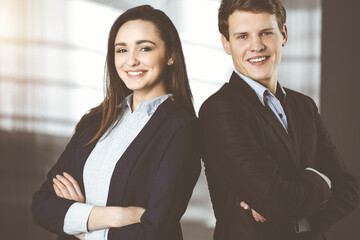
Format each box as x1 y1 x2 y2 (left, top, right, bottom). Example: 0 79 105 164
114 206 146 227
75 233 85 240
240 201 267 223
52 172 85 203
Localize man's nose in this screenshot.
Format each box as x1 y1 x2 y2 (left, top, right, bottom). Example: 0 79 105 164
250 37 265 52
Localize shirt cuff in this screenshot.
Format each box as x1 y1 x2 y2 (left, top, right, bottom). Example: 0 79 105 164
305 168 331 189
63 202 94 235
294 217 311 233
85 229 109 240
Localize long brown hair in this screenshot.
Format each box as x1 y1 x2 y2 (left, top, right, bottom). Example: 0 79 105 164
76 5 195 145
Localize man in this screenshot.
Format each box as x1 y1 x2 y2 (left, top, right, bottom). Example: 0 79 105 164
199 0 359 239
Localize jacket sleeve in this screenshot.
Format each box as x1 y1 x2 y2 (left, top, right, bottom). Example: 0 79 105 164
107 119 201 240
32 130 81 236
307 99 359 233
199 99 332 223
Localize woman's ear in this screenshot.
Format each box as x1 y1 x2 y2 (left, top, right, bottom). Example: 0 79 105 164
167 51 174 66
167 58 174 66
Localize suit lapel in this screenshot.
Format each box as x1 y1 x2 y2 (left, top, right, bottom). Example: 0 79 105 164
106 98 179 206
282 92 301 158
229 72 301 169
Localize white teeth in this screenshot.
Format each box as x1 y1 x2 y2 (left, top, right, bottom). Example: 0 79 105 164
249 57 266 62
128 71 143 76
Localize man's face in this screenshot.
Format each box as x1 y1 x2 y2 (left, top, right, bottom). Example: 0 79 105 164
221 10 287 87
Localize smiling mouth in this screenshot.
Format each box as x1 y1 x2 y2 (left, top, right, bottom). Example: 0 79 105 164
127 71 144 76
248 57 267 63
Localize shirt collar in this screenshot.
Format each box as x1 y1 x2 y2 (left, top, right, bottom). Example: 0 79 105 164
235 70 286 106
121 93 172 116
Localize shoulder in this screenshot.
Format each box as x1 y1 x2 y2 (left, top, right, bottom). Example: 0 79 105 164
284 88 318 111
199 84 231 115
155 99 198 129
75 110 102 134
199 82 254 119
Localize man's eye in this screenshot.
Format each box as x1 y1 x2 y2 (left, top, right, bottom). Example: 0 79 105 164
237 35 246 39
262 32 272 36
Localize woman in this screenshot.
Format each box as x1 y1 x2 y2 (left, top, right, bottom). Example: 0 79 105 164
32 5 201 240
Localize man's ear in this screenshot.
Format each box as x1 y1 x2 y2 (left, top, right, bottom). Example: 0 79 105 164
221 34 232 55
282 24 288 47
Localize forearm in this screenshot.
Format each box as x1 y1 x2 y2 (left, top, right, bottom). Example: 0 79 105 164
88 206 144 231
308 177 360 233
32 183 76 235
88 206 119 231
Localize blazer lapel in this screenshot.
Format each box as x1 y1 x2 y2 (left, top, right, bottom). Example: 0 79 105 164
229 72 301 169
107 98 180 206
281 92 302 164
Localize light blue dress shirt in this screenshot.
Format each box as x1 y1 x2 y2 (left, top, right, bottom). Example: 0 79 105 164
235 70 288 131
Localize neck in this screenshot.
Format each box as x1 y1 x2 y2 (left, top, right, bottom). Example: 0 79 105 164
132 88 167 111
258 77 277 95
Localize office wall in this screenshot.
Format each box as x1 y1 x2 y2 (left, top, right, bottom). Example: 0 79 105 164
320 0 360 239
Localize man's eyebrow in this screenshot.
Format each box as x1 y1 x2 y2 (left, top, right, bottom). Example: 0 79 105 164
233 27 276 37
261 27 275 31
233 31 247 37
114 40 157 47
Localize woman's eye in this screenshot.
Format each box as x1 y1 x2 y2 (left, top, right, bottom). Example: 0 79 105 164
140 47 152 52
116 48 127 53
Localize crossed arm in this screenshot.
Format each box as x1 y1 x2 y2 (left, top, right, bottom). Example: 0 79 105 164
200 105 332 223
33 119 201 239
200 98 359 230
53 172 145 239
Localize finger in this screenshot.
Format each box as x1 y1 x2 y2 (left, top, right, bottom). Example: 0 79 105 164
252 210 260 222
53 183 64 198
63 172 84 199
240 201 250 210
252 210 267 223
53 178 71 199
75 232 85 240
56 174 78 198
255 210 266 222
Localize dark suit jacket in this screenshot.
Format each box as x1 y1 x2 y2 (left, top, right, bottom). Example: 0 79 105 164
199 72 359 240
32 99 201 240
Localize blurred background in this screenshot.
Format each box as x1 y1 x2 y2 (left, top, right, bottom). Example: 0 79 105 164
0 0 359 239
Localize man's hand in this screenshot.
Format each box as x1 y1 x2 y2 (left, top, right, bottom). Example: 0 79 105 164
53 172 85 203
240 201 267 223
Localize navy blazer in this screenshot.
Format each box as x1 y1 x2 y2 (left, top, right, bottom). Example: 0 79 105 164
199 72 359 240
32 99 201 240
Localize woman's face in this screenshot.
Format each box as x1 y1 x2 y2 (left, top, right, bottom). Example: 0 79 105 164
114 19 170 98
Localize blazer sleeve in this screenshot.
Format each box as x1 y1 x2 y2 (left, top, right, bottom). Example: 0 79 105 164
32 130 81 237
307 99 359 233
107 119 201 240
199 99 332 223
